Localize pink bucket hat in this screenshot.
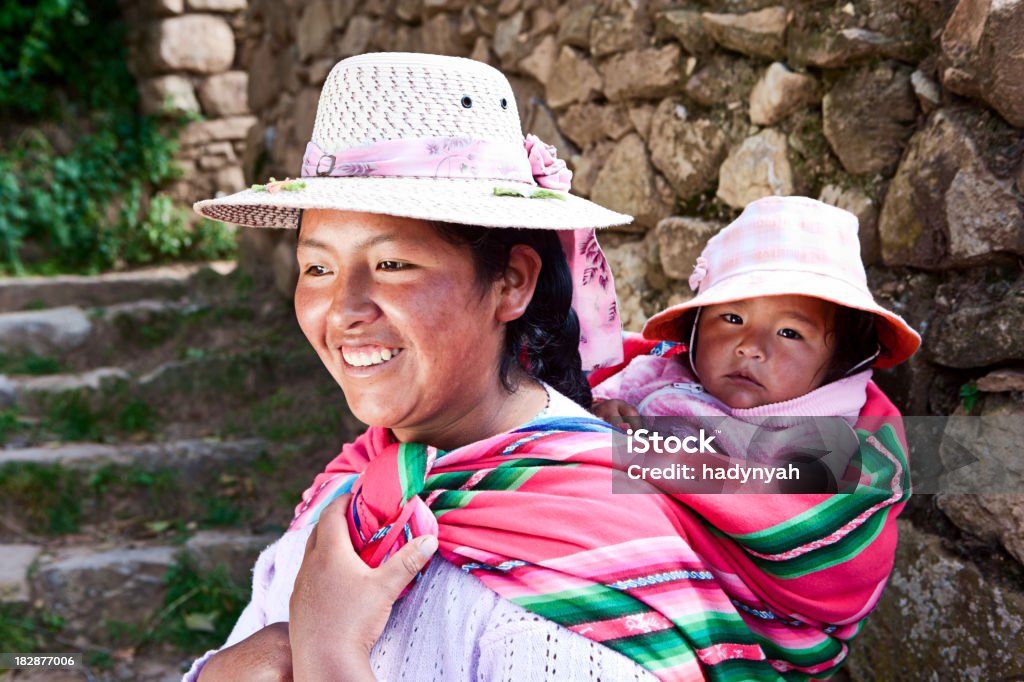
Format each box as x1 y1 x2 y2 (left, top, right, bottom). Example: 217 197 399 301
642 196 920 369
193 52 630 370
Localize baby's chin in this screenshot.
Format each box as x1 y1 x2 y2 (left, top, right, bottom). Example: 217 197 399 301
721 394 767 410
714 385 803 410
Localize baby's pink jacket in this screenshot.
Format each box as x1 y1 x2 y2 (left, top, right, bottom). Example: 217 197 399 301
592 354 870 420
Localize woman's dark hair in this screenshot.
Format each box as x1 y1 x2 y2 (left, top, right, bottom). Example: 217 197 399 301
431 221 593 409
677 302 879 385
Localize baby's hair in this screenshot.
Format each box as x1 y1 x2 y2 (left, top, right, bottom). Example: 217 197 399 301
821 306 878 384
677 300 880 384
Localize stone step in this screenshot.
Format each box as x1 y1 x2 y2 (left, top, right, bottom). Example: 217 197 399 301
0 437 281 539
13 529 276 654
0 543 42 602
0 261 236 313
0 367 130 410
0 343 324 445
0 306 92 356
0 298 210 370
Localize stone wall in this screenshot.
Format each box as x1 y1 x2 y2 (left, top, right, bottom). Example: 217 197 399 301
121 0 257 209
194 0 1024 678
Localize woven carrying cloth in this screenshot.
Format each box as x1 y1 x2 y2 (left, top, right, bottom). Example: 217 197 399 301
290 399 909 681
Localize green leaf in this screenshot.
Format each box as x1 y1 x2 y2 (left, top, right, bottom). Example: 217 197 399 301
959 382 979 414
183 611 218 633
529 189 567 201
493 186 525 198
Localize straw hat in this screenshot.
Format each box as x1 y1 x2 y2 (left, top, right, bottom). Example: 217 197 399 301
642 196 921 369
193 52 631 231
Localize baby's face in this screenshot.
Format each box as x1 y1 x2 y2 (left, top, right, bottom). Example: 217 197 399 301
694 295 835 409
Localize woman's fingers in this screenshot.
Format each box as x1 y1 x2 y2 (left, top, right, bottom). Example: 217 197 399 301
304 491 437 595
290 493 438 680
378 535 438 599
301 493 354 563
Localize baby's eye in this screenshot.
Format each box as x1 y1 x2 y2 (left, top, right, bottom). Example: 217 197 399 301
377 260 409 272
778 328 803 340
303 264 329 276
721 313 743 324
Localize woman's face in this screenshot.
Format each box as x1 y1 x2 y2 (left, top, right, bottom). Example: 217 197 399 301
694 294 836 409
295 210 511 445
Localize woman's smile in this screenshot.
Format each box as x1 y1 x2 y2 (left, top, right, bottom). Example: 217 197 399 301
339 344 404 369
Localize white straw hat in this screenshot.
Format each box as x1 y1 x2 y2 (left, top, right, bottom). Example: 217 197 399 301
193 52 631 231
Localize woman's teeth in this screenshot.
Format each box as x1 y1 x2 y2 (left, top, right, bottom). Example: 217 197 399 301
342 346 403 367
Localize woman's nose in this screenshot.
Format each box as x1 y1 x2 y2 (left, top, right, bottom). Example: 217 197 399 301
327 270 379 330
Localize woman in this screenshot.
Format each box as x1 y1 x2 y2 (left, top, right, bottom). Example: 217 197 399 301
188 53 910 681
188 51 660 681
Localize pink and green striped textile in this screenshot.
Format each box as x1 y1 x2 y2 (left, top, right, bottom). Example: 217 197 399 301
290 402 909 681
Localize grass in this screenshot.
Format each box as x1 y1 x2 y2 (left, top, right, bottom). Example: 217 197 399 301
247 387 344 443
13 388 159 444
158 554 250 650
0 604 65 654
0 456 251 536
0 462 83 534
0 352 64 375
99 553 250 652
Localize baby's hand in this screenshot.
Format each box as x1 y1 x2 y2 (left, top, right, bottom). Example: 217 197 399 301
593 399 642 430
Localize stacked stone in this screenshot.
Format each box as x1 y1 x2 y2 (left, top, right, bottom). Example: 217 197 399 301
125 0 256 206
237 1 1023 357
221 1 1024 676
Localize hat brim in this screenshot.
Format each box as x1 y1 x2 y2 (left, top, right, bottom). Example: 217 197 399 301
194 176 632 231
642 270 921 369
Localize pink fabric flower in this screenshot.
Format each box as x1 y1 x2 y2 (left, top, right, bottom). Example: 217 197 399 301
524 134 572 191
689 256 709 291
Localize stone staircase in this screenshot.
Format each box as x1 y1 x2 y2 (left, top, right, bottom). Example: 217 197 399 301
0 263 362 681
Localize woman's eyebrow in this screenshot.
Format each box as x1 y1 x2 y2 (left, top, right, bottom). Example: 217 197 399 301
298 232 415 252
297 237 331 251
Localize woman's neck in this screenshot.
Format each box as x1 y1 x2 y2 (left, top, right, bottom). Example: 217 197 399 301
390 374 548 451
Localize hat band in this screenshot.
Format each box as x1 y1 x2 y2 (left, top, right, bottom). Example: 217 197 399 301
301 135 573 192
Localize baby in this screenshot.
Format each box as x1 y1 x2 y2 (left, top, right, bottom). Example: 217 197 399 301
592 196 921 491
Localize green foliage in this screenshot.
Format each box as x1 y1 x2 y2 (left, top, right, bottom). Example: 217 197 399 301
118 399 156 434
156 554 249 650
0 388 157 446
0 604 65 653
0 462 83 534
0 408 28 444
0 0 236 273
202 496 245 527
0 352 64 375
40 389 156 441
959 382 980 414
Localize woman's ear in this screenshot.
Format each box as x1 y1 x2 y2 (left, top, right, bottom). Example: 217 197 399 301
495 244 542 323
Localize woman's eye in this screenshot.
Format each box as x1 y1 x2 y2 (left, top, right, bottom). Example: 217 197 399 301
377 260 408 271
778 328 803 340
304 264 328 276
721 313 742 324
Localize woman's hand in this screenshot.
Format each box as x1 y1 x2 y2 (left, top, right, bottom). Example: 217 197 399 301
592 399 642 430
197 622 292 682
289 493 438 682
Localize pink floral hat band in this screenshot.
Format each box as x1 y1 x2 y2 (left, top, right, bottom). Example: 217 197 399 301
301 134 571 191
300 133 620 371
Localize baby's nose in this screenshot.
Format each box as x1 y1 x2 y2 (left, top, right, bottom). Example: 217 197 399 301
735 339 765 359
